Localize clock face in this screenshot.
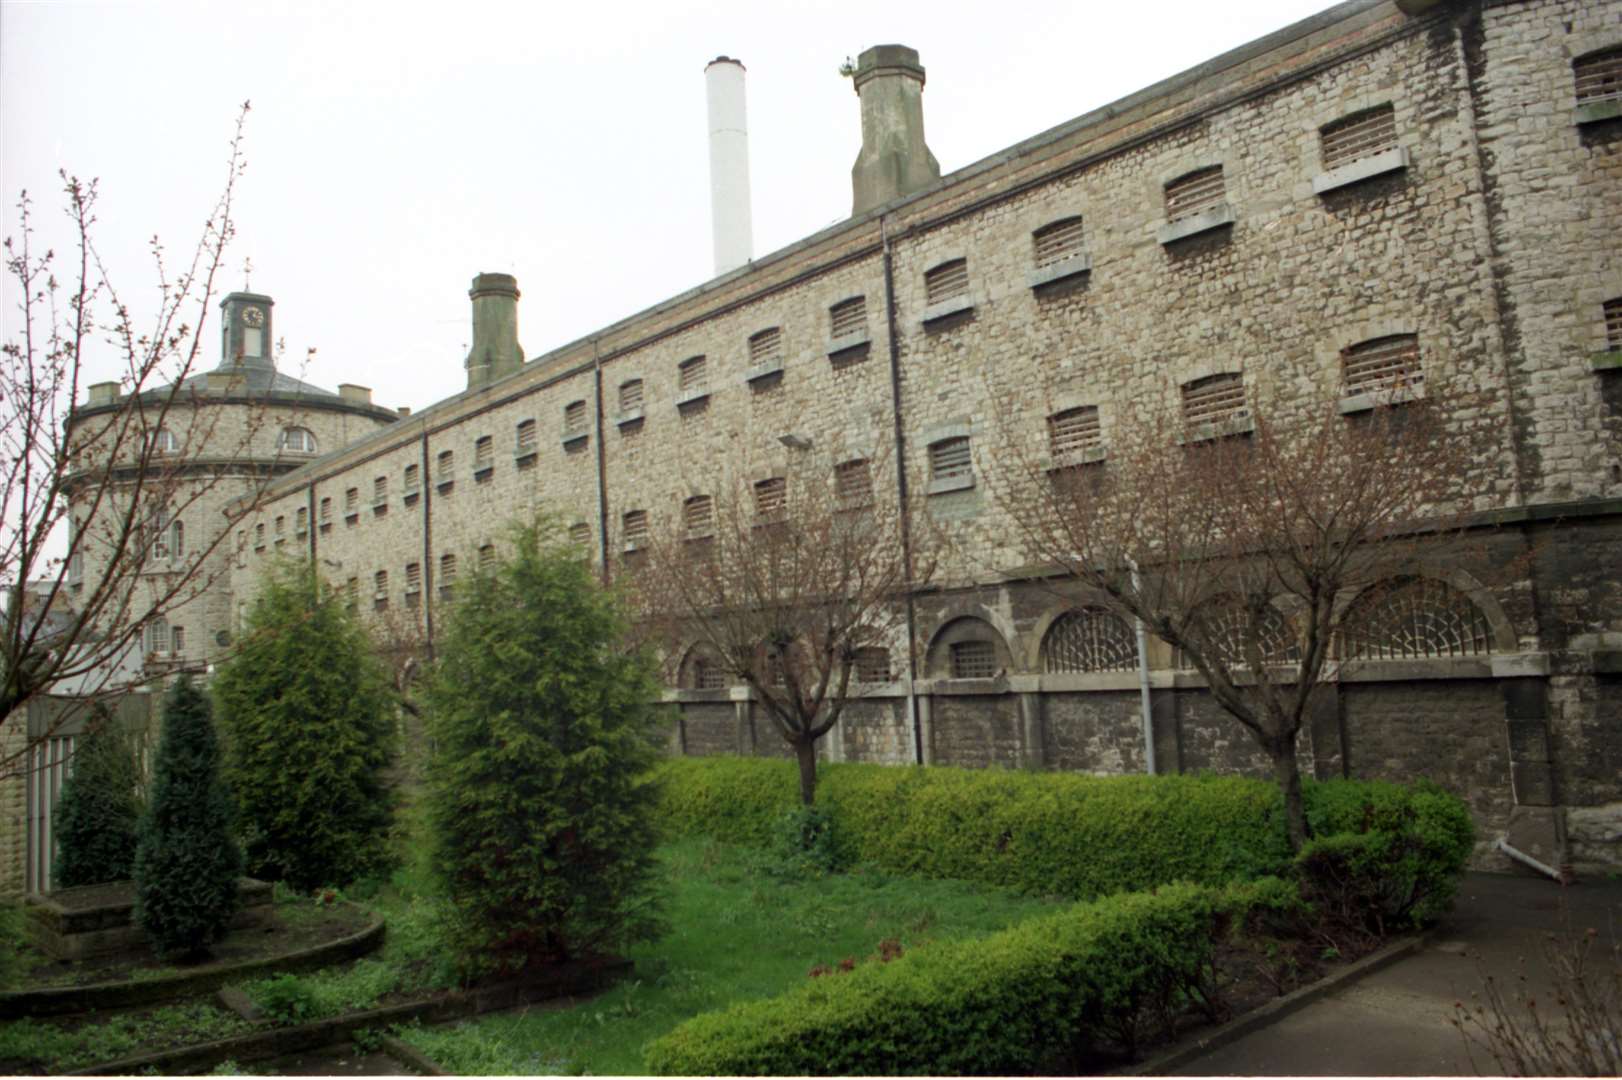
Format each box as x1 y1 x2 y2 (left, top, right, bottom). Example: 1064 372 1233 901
242 306 265 328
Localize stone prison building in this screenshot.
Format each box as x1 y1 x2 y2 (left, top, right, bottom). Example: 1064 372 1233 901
15 0 1622 891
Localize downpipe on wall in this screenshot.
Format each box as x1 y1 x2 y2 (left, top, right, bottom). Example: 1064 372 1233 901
1128 558 1156 775
1493 837 1565 882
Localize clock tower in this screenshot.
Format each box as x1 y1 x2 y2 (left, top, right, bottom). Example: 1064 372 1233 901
219 291 275 370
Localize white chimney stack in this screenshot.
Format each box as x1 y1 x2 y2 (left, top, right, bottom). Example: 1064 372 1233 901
705 56 754 277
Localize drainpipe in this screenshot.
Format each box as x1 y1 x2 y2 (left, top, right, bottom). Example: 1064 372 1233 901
1494 837 1565 882
880 215 924 765
1128 557 1156 775
592 341 611 587
420 430 434 660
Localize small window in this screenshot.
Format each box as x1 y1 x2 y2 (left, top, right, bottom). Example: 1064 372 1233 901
478 544 496 572
439 553 457 598
563 400 589 439
684 495 714 539
516 419 537 456
404 463 420 494
830 297 867 340
1181 374 1247 427
1574 46 1622 106
569 522 592 548
1320 104 1397 171
1048 406 1102 459
437 449 455 485
853 646 890 683
1164 167 1226 221
949 640 997 679
623 509 649 549
1032 217 1085 268
1604 297 1622 352
345 577 359 609
373 476 388 506
254 522 265 547
169 519 184 557
748 327 783 368
475 435 494 481
171 625 185 654
693 656 729 690
279 427 317 454
835 459 873 508
924 258 969 306
619 379 644 414
754 477 787 521
145 618 172 656
274 515 285 538
1342 335 1422 397
294 507 307 535
319 497 332 525
345 487 360 516
678 355 709 395
405 562 421 593
374 570 389 610
149 428 180 456
928 436 973 485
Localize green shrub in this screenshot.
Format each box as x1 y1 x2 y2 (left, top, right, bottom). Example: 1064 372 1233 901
424 520 666 979
52 704 142 888
214 563 397 892
133 675 243 961
645 879 1297 1075
253 973 320 1024
762 804 846 878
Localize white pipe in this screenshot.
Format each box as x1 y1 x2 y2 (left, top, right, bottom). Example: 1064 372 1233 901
1128 558 1156 775
1494 837 1563 881
705 56 754 277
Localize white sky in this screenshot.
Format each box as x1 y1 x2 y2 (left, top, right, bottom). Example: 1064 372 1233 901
3 0 1333 414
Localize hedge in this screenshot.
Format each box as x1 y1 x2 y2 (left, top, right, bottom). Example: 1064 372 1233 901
644 877 1301 1076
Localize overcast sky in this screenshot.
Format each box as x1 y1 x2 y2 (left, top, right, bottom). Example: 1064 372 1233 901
3 0 1333 415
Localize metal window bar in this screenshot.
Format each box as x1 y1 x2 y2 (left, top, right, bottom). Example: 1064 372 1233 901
853 647 890 683
373 477 388 505
749 327 783 367
930 437 973 481
679 356 708 393
406 563 421 591
345 488 359 513
754 477 787 520
1165 167 1226 221
475 436 493 468
1181 374 1247 426
623 511 649 544
1338 578 1494 660
1042 609 1138 673
437 451 454 480
1605 298 1622 350
516 420 537 453
684 495 714 538
950 640 998 679
374 571 388 596
1343 335 1422 395
1575 48 1622 105
925 259 970 305
1048 407 1102 457
835 459 873 505
404 464 419 493
694 658 728 690
478 544 496 571
320 498 332 523
620 380 644 412
1320 105 1397 171
830 297 867 339
569 523 591 547
564 401 588 436
1032 217 1085 268
440 554 456 585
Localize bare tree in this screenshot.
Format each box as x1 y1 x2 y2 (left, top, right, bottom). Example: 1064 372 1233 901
993 388 1487 850
631 452 928 805
0 104 272 740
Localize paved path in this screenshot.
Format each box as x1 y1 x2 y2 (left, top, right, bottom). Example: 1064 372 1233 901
1171 870 1622 1076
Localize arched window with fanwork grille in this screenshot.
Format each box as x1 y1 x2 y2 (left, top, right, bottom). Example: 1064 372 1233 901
1175 598 1299 668
1042 608 1138 673
1337 577 1495 660
684 648 730 690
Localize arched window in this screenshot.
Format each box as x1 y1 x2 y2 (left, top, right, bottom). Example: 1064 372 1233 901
1337 577 1495 660
1032 216 1085 268
684 648 729 690
853 647 891 683
279 427 317 454
1042 608 1137 674
149 428 179 455
925 258 969 306
1176 598 1298 668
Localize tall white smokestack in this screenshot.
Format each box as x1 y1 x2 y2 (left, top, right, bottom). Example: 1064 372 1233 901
705 56 754 277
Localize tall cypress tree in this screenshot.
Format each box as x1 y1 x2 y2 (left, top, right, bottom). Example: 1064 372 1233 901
53 704 142 888
133 674 242 961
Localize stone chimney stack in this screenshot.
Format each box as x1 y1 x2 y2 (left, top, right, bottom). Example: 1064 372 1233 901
850 45 941 216
464 273 524 391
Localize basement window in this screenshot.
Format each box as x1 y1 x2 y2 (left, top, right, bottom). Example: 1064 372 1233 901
1028 217 1091 288
515 419 538 468
474 435 494 483
949 640 998 680
1158 166 1235 244
927 436 974 494
1314 104 1407 194
1046 406 1104 469
1574 46 1622 124
1179 373 1252 441
1340 334 1424 411
922 259 973 323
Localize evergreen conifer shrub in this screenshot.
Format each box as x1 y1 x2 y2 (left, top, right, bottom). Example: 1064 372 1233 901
424 520 665 978
53 704 143 888
134 675 242 961
214 563 397 891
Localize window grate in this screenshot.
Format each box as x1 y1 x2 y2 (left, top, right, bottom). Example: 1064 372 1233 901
373 477 388 505
564 400 588 437
345 488 359 514
516 419 537 453
1605 298 1622 351
925 259 970 306
1320 105 1397 171
1575 47 1622 105
1181 374 1247 427
679 356 708 393
374 571 389 608
1338 577 1494 660
693 657 729 690
623 510 649 546
1165 167 1226 221
835 459 873 507
405 562 421 592
294 508 307 535
404 464 419 493
684 495 714 538
1032 217 1086 268
853 647 890 683
477 544 495 572
319 498 332 524
754 477 786 520
749 327 783 367
1343 335 1422 396
439 553 456 589
1177 601 1299 668
437 450 454 481
475 436 493 469
1041 608 1137 673
950 640 997 679
1048 406 1102 458
569 522 591 548
929 436 973 482
830 297 867 339
619 379 644 413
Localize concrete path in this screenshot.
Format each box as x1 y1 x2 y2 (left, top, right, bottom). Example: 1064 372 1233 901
1169 870 1622 1076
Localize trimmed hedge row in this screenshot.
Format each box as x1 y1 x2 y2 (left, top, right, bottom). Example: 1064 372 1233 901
644 877 1300 1076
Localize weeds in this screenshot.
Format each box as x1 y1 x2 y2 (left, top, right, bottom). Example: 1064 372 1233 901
0 1002 251 1072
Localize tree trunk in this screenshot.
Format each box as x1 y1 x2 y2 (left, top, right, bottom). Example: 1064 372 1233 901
794 738 817 806
1272 734 1307 853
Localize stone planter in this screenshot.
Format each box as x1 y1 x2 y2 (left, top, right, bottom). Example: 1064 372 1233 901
25 878 273 960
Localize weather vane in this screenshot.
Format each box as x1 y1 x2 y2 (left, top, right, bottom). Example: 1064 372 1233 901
243 257 253 291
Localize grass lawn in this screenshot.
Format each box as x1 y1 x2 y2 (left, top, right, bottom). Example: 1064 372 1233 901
393 835 1062 1075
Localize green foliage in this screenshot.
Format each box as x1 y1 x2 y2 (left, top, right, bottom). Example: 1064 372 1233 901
53 705 143 888
0 900 23 991
0 1002 251 1073
645 879 1296 1076
214 562 397 892
242 961 401 1024
424 519 666 978
252 972 320 1023
133 675 242 961
761 804 846 878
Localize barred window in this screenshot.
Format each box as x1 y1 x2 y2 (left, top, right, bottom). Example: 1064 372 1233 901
478 543 496 572
622 511 649 552
405 562 421 593
345 577 358 609
1181 374 1247 427
1343 335 1422 397
439 553 456 596
1032 217 1085 268
835 458 873 508
274 515 285 537
1320 104 1397 171
475 435 494 472
255 523 265 547
1165 166 1226 221
516 419 537 454
754 477 787 521
830 296 867 339
564 400 589 437
1575 46 1622 106
374 571 389 609
950 640 998 679
319 497 332 525
853 646 891 683
569 522 592 548
928 436 973 483
1041 608 1137 673
437 450 454 482
749 327 783 367
1605 297 1622 351
692 655 729 690
1176 601 1299 668
345 488 360 515
1337 577 1495 660
373 476 388 505
679 355 708 394
1048 406 1102 459
619 379 644 413
404 463 420 493
279 426 317 454
925 258 970 306
684 495 714 539
294 508 307 535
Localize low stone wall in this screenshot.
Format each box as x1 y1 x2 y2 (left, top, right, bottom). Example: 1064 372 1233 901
25 878 273 960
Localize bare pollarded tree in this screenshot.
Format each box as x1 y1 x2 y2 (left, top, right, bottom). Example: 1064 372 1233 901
0 104 283 742
992 381 1493 850
630 450 932 805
